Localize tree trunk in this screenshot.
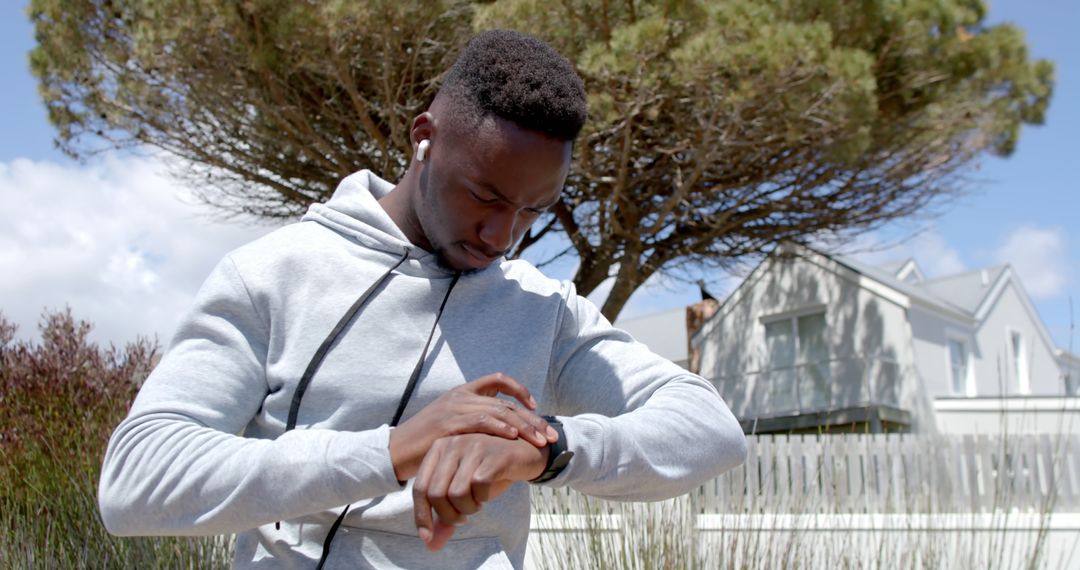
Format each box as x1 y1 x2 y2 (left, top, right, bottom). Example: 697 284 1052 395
598 253 653 321
571 249 614 299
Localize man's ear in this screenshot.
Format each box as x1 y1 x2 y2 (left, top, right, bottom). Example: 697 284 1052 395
411 112 436 147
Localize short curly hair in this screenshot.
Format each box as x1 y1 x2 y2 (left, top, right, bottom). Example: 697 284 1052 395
439 29 587 142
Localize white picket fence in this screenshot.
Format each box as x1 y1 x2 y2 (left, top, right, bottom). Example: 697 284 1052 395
527 434 1080 569
533 433 1080 515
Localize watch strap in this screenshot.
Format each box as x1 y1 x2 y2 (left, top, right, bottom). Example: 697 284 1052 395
530 416 573 484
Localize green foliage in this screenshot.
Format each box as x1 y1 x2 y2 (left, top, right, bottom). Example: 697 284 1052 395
29 0 1054 319
0 309 232 568
475 0 1052 316
29 0 475 218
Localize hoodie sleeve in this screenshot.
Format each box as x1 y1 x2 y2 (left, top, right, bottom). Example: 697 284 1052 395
540 284 747 501
98 256 404 537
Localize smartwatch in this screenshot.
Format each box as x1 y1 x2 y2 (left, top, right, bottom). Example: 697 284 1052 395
530 416 573 484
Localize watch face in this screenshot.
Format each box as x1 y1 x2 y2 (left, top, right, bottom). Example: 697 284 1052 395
551 450 574 471
531 450 574 483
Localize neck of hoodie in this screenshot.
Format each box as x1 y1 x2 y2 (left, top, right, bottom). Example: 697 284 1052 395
302 170 476 278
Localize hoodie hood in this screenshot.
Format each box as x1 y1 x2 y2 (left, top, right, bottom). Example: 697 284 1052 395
301 170 458 276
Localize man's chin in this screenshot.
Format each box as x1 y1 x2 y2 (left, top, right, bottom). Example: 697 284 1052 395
459 243 504 271
431 244 489 274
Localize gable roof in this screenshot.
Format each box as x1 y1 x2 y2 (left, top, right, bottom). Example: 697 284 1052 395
834 252 1056 350
917 266 1009 315
692 242 1061 353
875 257 914 276
896 259 926 283
831 254 971 320
691 243 939 346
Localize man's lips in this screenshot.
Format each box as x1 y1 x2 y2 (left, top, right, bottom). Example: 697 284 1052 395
460 243 502 265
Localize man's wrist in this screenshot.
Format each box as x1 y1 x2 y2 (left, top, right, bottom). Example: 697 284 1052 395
521 442 550 481
388 426 420 482
530 416 572 484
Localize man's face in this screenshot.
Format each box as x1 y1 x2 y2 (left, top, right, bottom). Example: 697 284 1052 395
413 115 572 272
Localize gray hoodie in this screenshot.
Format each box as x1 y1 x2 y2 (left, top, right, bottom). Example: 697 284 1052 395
98 170 747 569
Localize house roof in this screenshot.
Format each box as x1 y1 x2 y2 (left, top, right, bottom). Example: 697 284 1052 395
831 254 972 319
874 258 913 276
693 242 1061 353
826 246 1058 352
896 259 926 283
916 266 1009 315
1058 348 1080 363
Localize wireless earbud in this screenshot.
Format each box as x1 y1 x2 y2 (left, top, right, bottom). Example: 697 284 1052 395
416 139 431 162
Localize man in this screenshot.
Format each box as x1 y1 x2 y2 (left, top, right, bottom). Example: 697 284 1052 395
99 30 747 569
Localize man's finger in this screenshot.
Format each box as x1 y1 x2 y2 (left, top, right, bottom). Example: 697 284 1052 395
425 441 468 528
426 520 457 552
500 402 557 444
482 400 550 446
412 443 441 544
464 373 537 410
447 452 484 516
447 407 520 440
471 456 497 504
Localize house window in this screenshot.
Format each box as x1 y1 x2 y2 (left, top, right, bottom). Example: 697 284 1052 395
764 311 829 411
1011 331 1029 395
798 313 830 409
764 319 796 412
948 338 970 396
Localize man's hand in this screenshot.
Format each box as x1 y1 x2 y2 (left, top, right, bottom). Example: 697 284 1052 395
412 434 550 550
389 373 556 481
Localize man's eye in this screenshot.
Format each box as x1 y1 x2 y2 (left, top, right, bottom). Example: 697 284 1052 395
470 191 498 204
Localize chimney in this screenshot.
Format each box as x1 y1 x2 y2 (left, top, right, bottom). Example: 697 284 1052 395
686 299 719 374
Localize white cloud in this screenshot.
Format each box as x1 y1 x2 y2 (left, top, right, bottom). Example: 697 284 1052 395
848 228 967 278
993 226 1071 298
909 231 967 277
0 156 274 346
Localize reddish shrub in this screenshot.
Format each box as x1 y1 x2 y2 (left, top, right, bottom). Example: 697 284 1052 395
0 307 157 464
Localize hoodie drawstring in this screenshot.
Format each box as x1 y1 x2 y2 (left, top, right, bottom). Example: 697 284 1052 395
274 247 462 568
286 250 410 431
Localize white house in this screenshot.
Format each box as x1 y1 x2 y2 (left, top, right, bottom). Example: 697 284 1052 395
615 307 691 370
629 243 1080 435
536 246 1080 570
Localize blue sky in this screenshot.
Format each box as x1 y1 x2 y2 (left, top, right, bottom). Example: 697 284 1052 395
1 1 1076 352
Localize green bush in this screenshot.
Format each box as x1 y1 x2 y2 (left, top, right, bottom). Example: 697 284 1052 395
0 308 232 569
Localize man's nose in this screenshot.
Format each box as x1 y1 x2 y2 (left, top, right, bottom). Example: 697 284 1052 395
478 209 516 253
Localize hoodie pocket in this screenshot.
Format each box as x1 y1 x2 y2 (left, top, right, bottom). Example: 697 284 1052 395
323 526 514 569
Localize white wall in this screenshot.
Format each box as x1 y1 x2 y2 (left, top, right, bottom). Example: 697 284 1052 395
934 397 1080 434
696 248 1071 436
1061 353 1080 395
696 250 933 428
616 308 689 369
908 305 976 399
973 281 1063 395
911 280 1067 398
